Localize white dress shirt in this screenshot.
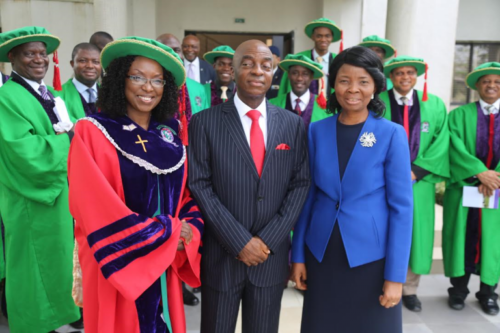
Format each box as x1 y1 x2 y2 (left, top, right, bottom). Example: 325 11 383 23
393 89 414 106
479 98 500 115
72 78 98 103
183 57 201 83
312 49 330 74
234 92 268 147
290 90 311 111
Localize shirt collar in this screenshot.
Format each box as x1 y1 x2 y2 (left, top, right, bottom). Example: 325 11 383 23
72 78 98 96
273 67 278 75
393 88 414 105
312 49 330 62
479 98 500 115
184 56 200 68
217 80 235 92
13 70 45 92
234 92 267 120
290 89 311 106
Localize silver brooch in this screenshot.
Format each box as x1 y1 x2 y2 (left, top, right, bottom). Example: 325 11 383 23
123 124 137 131
359 132 376 147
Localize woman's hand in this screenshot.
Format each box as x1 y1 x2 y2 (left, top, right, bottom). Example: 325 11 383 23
379 280 402 308
290 263 307 290
177 219 193 251
477 170 500 191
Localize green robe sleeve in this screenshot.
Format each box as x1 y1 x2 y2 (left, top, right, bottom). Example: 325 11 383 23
448 102 488 185
0 85 70 205
413 92 450 183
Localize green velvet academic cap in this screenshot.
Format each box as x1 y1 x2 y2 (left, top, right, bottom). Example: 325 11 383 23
203 45 235 65
279 54 324 79
0 26 60 62
359 35 396 59
466 62 500 90
304 18 342 43
383 56 426 78
101 36 186 88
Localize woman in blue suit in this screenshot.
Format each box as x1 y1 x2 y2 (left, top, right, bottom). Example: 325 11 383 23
290 46 413 333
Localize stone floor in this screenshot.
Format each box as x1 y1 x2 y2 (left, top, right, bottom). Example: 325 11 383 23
0 274 497 332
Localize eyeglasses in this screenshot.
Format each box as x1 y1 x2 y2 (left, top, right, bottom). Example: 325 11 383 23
127 75 166 88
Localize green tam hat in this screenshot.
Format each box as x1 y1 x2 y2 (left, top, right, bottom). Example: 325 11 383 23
466 62 500 90
279 54 324 79
359 35 396 59
101 36 186 87
203 45 235 65
0 26 60 62
383 56 427 78
304 18 342 43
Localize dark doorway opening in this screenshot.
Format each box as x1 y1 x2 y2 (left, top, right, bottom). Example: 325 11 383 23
185 30 294 59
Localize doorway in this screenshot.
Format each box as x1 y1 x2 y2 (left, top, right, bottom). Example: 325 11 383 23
185 30 294 59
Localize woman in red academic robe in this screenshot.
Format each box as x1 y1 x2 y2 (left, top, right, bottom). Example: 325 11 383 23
68 36 203 333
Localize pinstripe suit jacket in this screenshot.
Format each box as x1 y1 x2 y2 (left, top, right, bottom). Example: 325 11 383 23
188 99 310 291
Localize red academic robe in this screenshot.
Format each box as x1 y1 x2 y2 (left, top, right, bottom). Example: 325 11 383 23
68 115 202 333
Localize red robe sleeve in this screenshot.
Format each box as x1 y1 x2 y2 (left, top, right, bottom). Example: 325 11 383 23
68 120 183 302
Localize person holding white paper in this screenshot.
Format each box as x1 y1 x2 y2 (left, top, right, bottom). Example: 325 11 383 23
443 62 500 316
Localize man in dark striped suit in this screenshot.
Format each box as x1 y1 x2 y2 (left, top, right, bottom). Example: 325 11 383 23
189 40 310 333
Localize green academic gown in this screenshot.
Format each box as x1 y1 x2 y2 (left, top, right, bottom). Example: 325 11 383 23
185 77 210 115
380 89 450 275
0 80 80 332
277 50 336 96
443 102 500 286
60 78 90 121
268 93 331 124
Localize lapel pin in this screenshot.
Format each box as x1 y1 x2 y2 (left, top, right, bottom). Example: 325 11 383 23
123 124 137 131
360 132 376 148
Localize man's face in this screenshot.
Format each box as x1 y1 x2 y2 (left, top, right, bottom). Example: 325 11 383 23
213 57 233 86
71 48 101 87
182 36 199 62
476 74 500 104
94 36 112 51
369 46 386 62
160 37 183 60
390 66 418 96
311 27 333 54
8 42 49 83
234 42 273 100
289 65 313 97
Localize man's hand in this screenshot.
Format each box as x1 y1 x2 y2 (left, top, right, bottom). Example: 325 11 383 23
177 219 193 251
477 170 500 192
479 184 494 198
237 237 270 266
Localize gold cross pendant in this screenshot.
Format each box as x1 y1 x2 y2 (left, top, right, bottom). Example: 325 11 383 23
135 135 148 152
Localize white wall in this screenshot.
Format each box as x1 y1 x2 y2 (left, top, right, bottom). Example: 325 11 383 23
456 0 500 41
155 0 323 54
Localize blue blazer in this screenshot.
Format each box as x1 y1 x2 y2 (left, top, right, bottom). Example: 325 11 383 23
291 112 413 283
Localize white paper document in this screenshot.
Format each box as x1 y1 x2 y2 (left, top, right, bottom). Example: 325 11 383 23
462 186 500 209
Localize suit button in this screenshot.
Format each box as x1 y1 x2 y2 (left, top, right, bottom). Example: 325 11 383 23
336 203 339 210
258 196 264 202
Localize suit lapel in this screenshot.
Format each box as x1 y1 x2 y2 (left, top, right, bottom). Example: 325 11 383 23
261 102 283 175
222 100 260 180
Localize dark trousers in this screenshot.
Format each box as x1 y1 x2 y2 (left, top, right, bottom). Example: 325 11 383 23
200 279 284 333
449 273 498 301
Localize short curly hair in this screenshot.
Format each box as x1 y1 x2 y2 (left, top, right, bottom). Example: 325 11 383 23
327 46 386 117
97 55 179 122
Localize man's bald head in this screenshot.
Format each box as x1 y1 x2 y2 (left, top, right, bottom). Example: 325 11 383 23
182 35 200 62
233 40 273 108
157 33 183 59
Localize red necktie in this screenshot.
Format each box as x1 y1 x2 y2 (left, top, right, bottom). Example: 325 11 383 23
401 96 410 140
486 108 495 168
294 98 302 116
246 110 266 177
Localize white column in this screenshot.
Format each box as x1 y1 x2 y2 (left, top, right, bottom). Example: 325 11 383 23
386 0 460 108
93 0 128 39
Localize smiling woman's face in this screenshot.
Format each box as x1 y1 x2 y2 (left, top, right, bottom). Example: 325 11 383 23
334 63 375 113
125 56 165 116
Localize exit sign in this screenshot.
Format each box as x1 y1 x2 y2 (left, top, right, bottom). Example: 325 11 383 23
235 18 245 23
